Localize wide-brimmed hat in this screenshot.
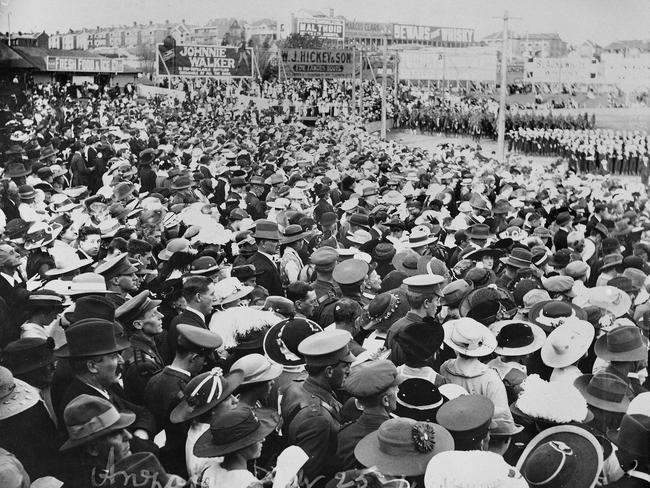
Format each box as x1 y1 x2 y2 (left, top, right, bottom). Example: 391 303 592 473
263 318 322 366
391 251 421 277
466 224 492 241
347 229 373 246
23 222 63 250
459 286 518 325
463 247 505 262
3 162 31 179
230 353 282 385
193 406 278 457
158 238 195 261
594 325 648 361
600 253 624 271
443 318 497 357
38 143 58 160
573 285 632 318
170 368 245 423
355 417 454 476
574 372 631 413
517 425 603 488
607 414 650 461
1 337 56 375
500 248 533 269
489 320 546 356
0 366 39 421
55 318 130 358
280 224 313 245
541 318 594 368
529 300 588 333
404 226 437 248
356 292 409 332
394 377 446 422
425 451 526 488
490 408 525 437
60 394 135 450
253 219 280 240
213 277 254 306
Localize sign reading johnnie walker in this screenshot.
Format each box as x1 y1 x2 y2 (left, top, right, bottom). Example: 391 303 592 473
157 44 253 78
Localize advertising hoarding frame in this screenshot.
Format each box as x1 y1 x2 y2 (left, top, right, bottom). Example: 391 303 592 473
156 44 254 79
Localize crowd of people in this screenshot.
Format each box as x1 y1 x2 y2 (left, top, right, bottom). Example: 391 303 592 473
0 76 648 488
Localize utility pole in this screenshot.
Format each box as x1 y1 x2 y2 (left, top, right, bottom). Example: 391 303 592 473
351 45 356 117
497 10 509 163
381 36 388 139
359 46 364 118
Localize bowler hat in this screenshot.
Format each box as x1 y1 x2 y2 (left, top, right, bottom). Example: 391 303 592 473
55 318 130 358
65 295 116 324
556 211 573 226
466 224 491 241
60 394 135 450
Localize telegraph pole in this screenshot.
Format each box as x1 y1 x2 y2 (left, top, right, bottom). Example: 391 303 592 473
351 45 357 117
381 36 388 139
496 10 509 163
359 46 364 117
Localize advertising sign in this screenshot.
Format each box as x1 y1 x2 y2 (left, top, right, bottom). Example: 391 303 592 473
281 49 354 78
345 21 392 39
399 48 497 82
46 56 124 73
525 58 594 84
296 17 345 40
157 44 253 78
393 25 474 43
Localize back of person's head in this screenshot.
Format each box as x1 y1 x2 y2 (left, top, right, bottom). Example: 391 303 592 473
182 275 211 303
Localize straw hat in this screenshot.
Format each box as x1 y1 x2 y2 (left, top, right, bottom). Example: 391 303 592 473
443 318 497 357
572 286 631 318
0 367 39 421
541 319 595 368
489 320 546 356
230 354 282 385
425 451 527 488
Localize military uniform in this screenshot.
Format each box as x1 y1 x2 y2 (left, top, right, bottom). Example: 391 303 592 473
122 332 164 405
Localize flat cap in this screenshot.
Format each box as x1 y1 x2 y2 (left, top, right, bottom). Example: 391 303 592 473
177 323 222 350
298 329 355 367
543 275 575 294
436 394 495 441
333 259 369 285
344 359 402 397
403 274 445 297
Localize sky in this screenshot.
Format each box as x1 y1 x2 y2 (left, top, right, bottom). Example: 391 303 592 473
2 0 649 45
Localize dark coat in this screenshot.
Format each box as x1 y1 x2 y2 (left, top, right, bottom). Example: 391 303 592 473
0 401 63 479
69 151 94 187
143 366 191 477
122 333 164 405
281 377 342 486
336 411 389 471
166 308 206 360
138 165 157 193
0 274 28 342
247 251 284 297
57 377 157 437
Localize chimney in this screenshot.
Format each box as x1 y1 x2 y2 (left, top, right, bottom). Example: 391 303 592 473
133 21 137 27
329 8 334 18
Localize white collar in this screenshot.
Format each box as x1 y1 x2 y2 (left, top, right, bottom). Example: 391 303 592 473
0 271 17 287
85 382 110 400
259 250 277 262
167 365 192 377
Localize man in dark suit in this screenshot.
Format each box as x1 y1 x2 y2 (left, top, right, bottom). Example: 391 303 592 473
0 244 29 345
138 148 158 194
165 275 215 361
553 211 574 251
247 220 284 296
312 183 334 225
54 318 157 447
144 323 222 477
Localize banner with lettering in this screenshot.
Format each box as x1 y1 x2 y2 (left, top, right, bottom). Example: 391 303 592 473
157 44 253 78
46 56 124 73
280 49 354 78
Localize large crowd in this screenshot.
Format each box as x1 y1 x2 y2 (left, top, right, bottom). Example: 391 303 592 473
0 77 648 488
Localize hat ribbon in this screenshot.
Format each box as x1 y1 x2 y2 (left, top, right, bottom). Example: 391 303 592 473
190 367 223 405
68 408 120 439
396 395 443 411
528 441 573 486
276 324 302 363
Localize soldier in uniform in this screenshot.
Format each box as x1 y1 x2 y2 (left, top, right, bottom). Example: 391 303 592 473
116 290 164 405
280 329 355 487
316 259 369 328
310 246 342 303
336 360 402 471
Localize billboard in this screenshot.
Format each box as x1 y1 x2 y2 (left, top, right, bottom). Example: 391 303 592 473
393 25 474 44
345 21 392 39
46 56 124 73
281 49 354 78
296 17 345 40
398 48 497 82
525 58 595 84
156 44 253 78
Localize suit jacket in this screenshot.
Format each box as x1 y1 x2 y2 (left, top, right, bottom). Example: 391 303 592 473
166 309 206 359
0 274 28 340
336 411 389 471
313 198 335 225
143 366 191 477
122 332 164 405
247 252 284 297
553 228 569 251
57 377 157 437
